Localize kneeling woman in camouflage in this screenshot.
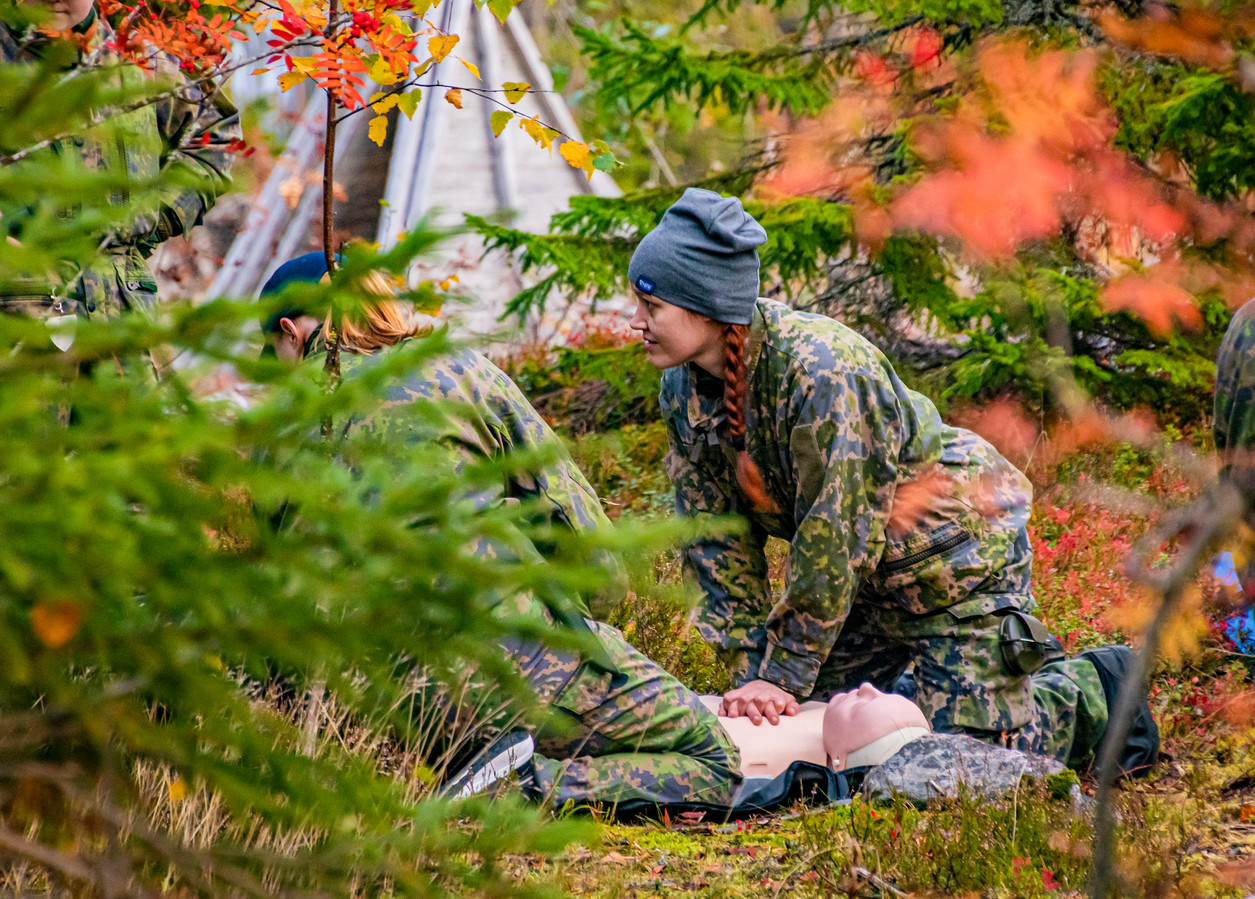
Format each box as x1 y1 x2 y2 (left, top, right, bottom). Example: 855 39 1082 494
261 253 740 808
627 190 1155 772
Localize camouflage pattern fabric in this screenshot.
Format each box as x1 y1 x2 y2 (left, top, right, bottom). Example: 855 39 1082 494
0 6 239 321
1216 298 1255 491
336 342 740 807
509 619 740 809
861 733 1076 806
339 343 626 616
661 298 1109 765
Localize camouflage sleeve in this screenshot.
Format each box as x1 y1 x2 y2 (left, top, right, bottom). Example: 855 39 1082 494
756 364 905 697
149 75 240 245
1216 298 1255 461
662 390 774 682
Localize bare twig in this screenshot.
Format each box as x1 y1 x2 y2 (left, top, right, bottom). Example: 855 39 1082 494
1088 486 1244 899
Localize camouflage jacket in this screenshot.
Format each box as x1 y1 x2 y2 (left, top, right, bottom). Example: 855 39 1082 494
1216 298 1255 472
661 299 1032 697
0 6 239 319
338 341 626 619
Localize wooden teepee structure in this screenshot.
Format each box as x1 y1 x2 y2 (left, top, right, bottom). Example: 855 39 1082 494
209 0 617 337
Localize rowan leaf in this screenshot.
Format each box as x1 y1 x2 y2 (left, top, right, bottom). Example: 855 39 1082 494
397 88 422 119
251 66 269 75
489 110 513 136
502 81 530 103
444 87 463 109
278 71 307 92
459 58 481 80
368 115 389 147
428 34 459 63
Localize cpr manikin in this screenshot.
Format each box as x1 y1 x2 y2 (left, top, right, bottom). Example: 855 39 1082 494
700 683 931 777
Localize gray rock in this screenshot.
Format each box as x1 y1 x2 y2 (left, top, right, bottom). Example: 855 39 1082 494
861 733 1072 806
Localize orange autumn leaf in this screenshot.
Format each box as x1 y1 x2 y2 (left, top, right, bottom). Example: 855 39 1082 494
31 601 83 648
887 468 955 538
1101 273 1202 336
1097 5 1244 70
444 87 462 109
892 133 1071 259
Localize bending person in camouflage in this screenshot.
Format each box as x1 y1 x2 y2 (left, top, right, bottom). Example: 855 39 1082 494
627 189 1156 773
1216 297 1255 499
260 253 740 809
1 0 239 322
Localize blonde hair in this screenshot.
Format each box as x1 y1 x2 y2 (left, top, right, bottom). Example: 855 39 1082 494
322 270 431 355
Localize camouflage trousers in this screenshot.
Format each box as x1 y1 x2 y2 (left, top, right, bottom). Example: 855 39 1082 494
502 620 741 810
807 534 1110 769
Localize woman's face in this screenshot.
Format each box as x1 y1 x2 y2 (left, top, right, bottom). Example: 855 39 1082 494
629 291 726 372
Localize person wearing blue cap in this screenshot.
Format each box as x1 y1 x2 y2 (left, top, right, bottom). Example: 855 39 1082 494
259 252 743 810
628 188 1157 776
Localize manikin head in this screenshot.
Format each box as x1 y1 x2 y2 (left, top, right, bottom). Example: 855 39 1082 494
823 683 931 770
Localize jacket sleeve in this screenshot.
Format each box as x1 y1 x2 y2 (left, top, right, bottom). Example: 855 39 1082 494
150 76 240 244
662 390 774 683
755 364 906 697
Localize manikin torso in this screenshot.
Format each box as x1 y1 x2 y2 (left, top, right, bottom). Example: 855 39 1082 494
702 683 931 777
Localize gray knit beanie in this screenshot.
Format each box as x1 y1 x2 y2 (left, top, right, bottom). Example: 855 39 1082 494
627 188 767 326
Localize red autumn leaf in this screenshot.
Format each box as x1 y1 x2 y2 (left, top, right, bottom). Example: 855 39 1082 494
1042 866 1060 891
908 28 943 69
853 49 896 86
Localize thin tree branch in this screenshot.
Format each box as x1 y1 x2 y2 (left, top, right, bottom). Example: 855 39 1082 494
1088 486 1244 899
0 37 320 167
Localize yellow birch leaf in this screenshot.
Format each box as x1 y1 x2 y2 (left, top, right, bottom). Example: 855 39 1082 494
277 71 307 92
368 115 389 147
290 55 316 75
370 92 400 113
444 87 463 109
397 88 422 119
559 140 594 179
369 55 403 85
521 117 559 151
459 58 481 80
489 110 513 136
168 777 188 803
252 16 267 32
428 34 459 63
31 601 82 649
502 81 530 103
411 0 433 16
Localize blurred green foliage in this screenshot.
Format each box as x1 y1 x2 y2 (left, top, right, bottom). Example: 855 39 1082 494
0 30 649 894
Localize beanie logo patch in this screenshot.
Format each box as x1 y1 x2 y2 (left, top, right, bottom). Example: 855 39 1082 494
635 276 655 294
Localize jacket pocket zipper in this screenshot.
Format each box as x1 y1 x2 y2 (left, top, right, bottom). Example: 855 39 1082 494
882 529 973 573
